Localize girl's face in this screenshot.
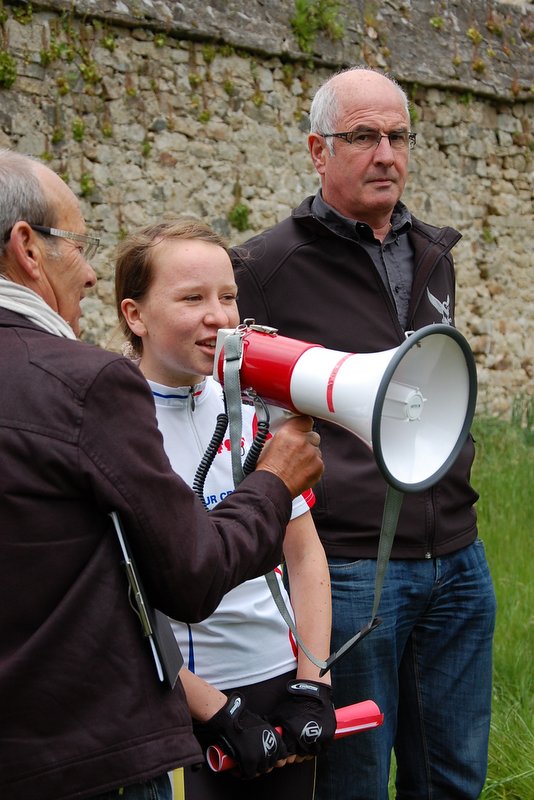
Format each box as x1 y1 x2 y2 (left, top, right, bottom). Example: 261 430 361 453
122 238 239 387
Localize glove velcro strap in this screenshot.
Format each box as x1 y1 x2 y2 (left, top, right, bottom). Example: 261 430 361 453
286 680 329 700
224 692 247 727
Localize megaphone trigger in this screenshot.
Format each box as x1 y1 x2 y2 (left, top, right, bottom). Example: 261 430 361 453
259 404 296 434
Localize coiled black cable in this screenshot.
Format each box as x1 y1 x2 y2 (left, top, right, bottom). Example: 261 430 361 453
192 395 271 507
192 412 228 509
242 395 271 476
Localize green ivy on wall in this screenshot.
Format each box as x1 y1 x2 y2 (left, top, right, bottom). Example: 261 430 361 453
0 47 16 87
228 180 251 232
290 0 344 54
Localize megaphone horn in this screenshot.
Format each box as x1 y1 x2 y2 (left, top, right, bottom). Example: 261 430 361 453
214 322 477 493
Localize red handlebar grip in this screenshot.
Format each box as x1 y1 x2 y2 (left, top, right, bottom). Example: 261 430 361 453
206 699 384 772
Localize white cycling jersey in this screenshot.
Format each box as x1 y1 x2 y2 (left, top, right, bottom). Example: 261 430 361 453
149 376 313 689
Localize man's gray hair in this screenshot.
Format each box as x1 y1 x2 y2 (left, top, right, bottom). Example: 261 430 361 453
309 66 410 155
0 149 56 255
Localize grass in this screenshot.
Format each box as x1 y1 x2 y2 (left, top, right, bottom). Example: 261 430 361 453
473 409 534 799
388 404 534 798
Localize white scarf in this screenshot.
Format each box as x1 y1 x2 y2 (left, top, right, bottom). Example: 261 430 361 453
0 276 76 339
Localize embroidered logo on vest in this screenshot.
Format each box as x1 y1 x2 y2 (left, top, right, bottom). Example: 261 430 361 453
426 288 452 324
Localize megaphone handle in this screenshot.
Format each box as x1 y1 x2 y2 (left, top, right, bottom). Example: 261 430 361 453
223 332 246 487
205 700 384 772
263 405 297 432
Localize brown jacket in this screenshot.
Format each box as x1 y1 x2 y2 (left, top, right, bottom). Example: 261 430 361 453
0 309 291 800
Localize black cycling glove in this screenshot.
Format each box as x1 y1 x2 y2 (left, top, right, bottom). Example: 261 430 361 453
196 692 287 779
269 679 336 756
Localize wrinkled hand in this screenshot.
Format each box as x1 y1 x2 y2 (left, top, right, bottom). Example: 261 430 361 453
196 692 288 779
256 415 323 498
269 680 336 757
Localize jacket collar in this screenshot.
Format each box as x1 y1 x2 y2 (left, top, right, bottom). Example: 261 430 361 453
292 194 461 251
310 191 412 242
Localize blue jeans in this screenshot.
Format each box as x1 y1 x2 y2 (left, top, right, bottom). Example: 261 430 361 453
88 773 172 800
316 540 496 800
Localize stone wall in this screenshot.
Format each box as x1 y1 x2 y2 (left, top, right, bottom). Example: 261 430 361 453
0 0 532 417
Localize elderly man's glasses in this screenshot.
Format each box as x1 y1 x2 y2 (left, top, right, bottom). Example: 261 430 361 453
30 224 100 261
320 129 417 151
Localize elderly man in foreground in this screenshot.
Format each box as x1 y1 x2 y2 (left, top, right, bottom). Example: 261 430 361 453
0 149 324 800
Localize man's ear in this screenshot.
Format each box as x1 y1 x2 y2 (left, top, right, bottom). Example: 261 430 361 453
7 221 44 280
121 298 147 337
308 133 328 176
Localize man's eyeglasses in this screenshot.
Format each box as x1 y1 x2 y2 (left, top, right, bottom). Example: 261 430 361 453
320 129 417 151
30 224 100 261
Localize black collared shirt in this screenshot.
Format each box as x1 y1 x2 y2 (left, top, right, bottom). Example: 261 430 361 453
311 192 414 329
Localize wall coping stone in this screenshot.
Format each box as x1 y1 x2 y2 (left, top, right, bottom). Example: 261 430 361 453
20 0 534 100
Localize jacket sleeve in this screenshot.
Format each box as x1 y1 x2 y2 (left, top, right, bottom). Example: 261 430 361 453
78 357 291 622
231 243 272 325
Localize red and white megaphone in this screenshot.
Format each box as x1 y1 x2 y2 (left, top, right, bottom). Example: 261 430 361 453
214 321 477 493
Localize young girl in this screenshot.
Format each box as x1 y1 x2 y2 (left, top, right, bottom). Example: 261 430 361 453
115 220 334 800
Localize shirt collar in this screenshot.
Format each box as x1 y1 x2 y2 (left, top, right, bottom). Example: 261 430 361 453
311 191 412 242
148 377 208 407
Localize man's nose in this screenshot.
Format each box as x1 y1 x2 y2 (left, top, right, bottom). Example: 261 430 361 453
373 136 395 163
85 264 97 288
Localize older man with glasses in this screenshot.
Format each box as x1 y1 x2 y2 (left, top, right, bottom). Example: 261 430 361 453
232 66 496 800
0 149 325 800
